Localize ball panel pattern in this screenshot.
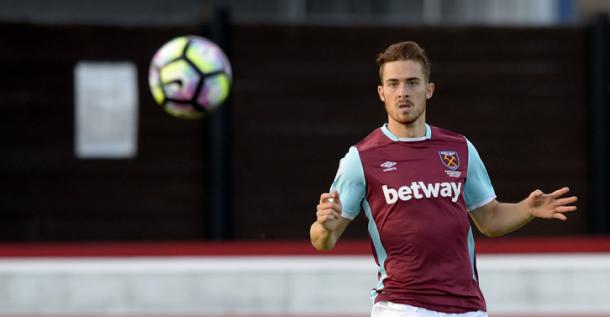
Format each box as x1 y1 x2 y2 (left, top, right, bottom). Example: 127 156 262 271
148 35 232 119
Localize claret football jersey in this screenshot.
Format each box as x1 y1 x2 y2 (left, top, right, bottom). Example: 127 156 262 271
331 124 496 313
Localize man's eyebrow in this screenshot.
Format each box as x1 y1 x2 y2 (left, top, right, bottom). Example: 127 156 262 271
385 77 421 82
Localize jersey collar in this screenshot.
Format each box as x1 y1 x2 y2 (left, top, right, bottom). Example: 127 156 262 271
381 123 432 142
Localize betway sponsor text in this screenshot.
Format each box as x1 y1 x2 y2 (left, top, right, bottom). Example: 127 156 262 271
382 182 462 204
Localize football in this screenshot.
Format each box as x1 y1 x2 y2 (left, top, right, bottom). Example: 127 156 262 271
148 35 232 119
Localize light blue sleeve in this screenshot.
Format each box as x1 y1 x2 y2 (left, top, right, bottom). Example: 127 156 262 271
330 146 366 220
464 139 496 211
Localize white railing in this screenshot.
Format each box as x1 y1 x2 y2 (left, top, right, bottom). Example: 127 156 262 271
0 254 609 315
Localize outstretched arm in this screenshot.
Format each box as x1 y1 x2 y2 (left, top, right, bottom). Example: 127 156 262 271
310 191 352 251
469 187 577 238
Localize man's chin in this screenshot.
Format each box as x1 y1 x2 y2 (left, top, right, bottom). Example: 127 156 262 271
390 112 423 126
394 117 417 125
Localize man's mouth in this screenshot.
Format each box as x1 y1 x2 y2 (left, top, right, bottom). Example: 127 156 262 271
398 101 412 108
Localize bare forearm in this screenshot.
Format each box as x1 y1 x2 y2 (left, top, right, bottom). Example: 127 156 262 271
471 188 577 238
311 192 351 251
310 222 338 251
474 200 534 238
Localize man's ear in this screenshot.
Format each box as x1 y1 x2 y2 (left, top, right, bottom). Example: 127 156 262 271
426 82 435 100
378 85 385 102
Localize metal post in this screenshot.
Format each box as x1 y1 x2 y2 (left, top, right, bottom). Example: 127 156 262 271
205 7 233 240
589 14 609 233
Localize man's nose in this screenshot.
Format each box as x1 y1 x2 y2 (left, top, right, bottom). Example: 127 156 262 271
399 83 410 96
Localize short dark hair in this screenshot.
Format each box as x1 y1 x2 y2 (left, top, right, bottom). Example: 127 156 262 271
376 41 431 83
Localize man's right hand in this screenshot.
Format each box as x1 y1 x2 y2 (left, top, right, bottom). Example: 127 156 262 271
310 191 351 251
316 191 343 232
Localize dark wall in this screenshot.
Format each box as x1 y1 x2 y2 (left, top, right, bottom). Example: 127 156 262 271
0 23 589 241
0 24 207 240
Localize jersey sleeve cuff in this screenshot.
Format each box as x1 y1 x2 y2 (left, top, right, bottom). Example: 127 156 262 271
467 195 496 212
341 209 358 220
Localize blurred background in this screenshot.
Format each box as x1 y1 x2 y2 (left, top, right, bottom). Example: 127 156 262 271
0 0 609 316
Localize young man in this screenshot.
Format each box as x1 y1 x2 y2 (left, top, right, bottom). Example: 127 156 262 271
309 41 578 317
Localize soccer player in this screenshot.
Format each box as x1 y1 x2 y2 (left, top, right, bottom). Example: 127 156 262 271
309 41 578 317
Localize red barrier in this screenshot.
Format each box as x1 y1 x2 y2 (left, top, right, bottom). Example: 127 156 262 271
0 236 609 257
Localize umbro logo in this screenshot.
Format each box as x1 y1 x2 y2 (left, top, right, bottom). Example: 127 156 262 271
380 161 397 172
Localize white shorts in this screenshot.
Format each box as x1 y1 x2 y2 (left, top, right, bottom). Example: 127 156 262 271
371 301 488 317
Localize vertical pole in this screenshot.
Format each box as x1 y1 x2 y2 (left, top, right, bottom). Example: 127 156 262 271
206 7 233 240
589 14 609 234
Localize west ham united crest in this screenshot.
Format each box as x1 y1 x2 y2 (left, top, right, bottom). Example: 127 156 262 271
439 151 460 170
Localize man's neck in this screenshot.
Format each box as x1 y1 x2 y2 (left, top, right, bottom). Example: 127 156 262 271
387 120 426 138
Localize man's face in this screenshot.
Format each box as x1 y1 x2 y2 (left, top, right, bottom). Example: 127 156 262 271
377 60 434 126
